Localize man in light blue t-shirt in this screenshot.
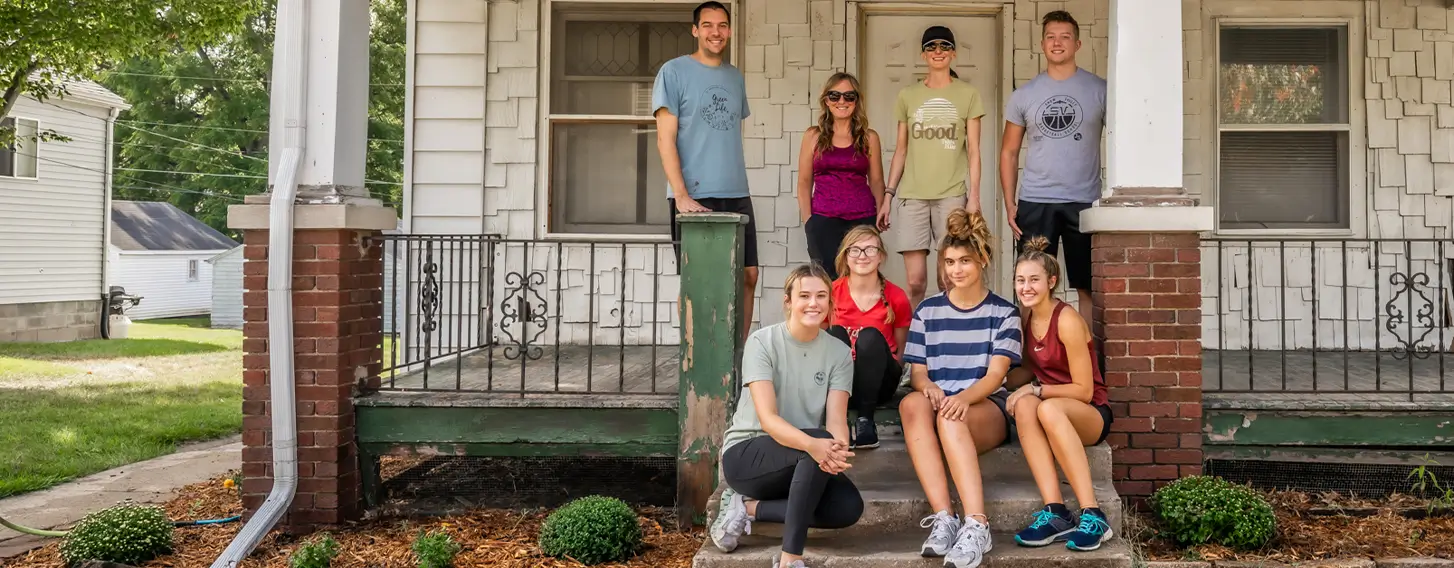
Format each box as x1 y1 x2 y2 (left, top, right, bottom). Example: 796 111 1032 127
653 0 759 337
1000 10 1106 322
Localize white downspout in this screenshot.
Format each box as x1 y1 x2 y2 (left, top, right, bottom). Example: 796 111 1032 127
212 0 306 565
101 106 117 338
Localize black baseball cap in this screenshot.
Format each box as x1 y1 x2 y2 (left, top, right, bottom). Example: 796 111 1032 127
922 26 955 48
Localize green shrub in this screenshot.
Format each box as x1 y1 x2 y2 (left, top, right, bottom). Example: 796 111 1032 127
538 496 642 565
59 503 175 566
413 530 462 568
1151 475 1276 550
290 533 341 568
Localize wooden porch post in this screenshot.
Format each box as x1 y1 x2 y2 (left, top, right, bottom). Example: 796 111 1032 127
1088 0 1215 503
675 212 746 528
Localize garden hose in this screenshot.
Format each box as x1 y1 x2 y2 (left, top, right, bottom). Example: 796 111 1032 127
0 514 68 538
0 513 243 538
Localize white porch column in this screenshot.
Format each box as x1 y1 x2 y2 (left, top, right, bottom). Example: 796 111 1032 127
1101 0 1191 206
266 0 373 201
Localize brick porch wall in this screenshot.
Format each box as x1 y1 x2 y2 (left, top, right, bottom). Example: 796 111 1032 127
1091 232 1204 502
240 229 384 531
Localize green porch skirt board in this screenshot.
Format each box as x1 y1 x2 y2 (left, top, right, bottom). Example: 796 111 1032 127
355 405 680 507
1203 409 1453 447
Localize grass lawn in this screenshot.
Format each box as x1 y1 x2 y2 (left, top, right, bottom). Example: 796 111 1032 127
0 317 243 498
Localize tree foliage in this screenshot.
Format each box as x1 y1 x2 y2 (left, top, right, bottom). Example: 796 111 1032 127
99 0 405 236
0 0 254 141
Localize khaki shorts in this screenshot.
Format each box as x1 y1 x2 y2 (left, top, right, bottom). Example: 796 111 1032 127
891 194 968 253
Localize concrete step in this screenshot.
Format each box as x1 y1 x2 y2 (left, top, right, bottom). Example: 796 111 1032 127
693 530 1133 568
730 478 1122 540
846 439 1114 484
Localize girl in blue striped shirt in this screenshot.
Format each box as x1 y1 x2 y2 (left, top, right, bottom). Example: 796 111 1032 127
899 208 1023 568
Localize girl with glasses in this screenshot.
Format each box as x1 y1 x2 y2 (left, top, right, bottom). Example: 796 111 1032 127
796 72 887 281
825 225 913 449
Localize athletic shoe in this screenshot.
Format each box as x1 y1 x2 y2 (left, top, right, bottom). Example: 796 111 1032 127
918 510 961 557
710 487 752 553
772 556 807 568
852 417 879 449
1013 505 1077 546
1065 508 1113 551
944 517 993 568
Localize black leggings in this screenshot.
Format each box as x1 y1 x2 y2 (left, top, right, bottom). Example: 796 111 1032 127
805 214 876 281
722 429 864 555
827 325 902 421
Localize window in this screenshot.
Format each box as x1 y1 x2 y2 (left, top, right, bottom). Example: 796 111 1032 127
1 117 39 178
187 260 200 281
547 5 704 235
1216 25 1350 230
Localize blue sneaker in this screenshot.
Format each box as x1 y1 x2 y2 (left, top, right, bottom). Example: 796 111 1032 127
1013 506 1077 547
1065 508 1113 551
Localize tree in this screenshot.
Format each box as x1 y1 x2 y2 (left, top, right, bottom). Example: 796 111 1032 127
0 0 255 143
100 0 405 236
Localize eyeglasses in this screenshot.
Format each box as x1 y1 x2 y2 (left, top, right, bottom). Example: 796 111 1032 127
847 245 881 258
826 90 859 103
923 41 955 53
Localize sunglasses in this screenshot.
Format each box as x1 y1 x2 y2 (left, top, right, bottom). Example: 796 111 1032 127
923 41 955 53
826 90 859 103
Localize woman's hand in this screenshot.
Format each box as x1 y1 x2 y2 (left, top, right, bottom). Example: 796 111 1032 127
922 383 946 411
939 392 970 421
809 438 853 473
1004 386 1034 417
876 199 893 232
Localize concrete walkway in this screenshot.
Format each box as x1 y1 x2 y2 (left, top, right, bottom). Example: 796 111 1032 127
0 436 241 559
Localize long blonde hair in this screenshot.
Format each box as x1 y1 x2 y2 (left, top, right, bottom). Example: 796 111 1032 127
814 72 870 158
940 208 995 268
833 225 895 326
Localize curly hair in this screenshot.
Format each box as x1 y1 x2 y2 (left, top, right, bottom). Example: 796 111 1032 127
940 208 995 267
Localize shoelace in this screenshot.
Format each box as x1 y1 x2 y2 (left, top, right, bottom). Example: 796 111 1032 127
920 514 957 542
1026 509 1058 530
1076 512 1109 535
949 525 986 555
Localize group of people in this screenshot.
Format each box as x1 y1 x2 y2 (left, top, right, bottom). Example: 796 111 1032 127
652 2 1111 568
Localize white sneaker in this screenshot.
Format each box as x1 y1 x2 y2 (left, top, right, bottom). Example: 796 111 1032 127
919 510 961 557
944 517 993 568
709 488 752 553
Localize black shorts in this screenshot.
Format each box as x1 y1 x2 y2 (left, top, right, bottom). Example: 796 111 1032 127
668 197 759 269
985 389 1017 441
1092 402 1113 446
1015 200 1093 291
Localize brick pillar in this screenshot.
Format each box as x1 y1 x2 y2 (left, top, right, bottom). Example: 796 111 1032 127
235 203 392 532
1091 232 1203 502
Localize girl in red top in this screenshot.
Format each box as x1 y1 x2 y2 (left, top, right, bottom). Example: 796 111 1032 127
825 225 912 449
1005 236 1114 552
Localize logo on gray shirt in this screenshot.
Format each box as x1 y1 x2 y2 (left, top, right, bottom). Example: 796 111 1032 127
1036 95 1083 140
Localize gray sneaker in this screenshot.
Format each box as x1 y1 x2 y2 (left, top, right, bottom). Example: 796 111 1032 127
710 487 752 553
773 557 808 568
944 517 993 568
919 510 961 557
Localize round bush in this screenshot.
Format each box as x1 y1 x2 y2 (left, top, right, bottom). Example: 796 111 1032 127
538 496 642 565
60 503 175 566
1151 475 1276 550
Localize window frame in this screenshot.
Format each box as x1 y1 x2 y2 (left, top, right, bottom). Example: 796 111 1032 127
1206 9 1365 238
187 259 200 282
536 0 740 241
1 116 41 180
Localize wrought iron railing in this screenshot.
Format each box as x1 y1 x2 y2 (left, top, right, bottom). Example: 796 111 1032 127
1202 238 1452 400
372 234 680 396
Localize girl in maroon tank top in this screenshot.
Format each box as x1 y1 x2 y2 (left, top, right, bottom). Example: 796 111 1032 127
1004 236 1116 552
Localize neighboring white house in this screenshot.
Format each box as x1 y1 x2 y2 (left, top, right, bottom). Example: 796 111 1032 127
0 78 129 342
207 246 245 329
109 200 237 321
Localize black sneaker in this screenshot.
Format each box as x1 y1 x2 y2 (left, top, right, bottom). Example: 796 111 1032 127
852 417 879 449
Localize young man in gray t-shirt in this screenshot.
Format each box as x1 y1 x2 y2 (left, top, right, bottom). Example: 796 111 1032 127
999 10 1106 322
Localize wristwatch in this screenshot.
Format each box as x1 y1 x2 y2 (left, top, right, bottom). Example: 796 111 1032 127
1032 383 1042 398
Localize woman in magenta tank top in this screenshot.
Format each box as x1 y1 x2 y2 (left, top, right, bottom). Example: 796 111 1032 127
1003 236 1115 552
795 72 886 280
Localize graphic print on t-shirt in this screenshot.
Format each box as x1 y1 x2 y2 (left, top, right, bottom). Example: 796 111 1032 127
1035 94 1084 141
911 98 961 150
701 85 739 131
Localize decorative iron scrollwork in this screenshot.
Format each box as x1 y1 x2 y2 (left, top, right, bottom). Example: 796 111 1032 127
419 251 440 335
1384 271 1436 360
499 270 548 360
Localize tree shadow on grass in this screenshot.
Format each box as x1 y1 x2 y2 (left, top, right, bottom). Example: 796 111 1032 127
0 338 230 361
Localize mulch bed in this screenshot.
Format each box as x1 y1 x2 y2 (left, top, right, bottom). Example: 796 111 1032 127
1133 489 1454 562
1 472 701 568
